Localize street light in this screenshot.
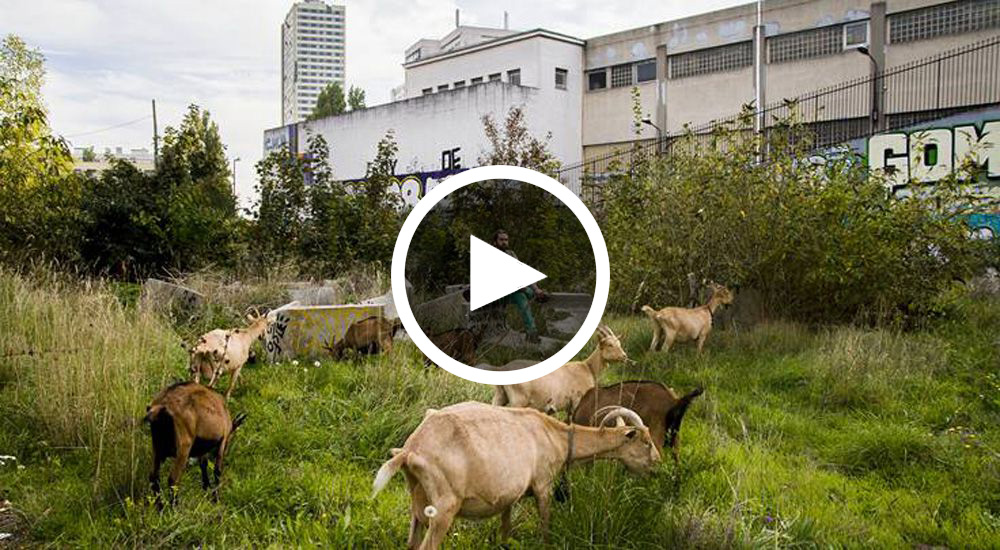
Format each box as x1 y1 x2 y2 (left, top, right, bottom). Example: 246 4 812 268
641 118 663 151
856 46 881 131
231 157 241 195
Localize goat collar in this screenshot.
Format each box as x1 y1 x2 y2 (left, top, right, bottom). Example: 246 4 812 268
566 424 575 465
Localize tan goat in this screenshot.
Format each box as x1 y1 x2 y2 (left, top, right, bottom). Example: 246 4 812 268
641 283 734 353
372 402 659 549
145 381 246 508
492 325 627 415
189 309 271 400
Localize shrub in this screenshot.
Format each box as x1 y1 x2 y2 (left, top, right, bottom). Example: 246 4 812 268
601 110 990 324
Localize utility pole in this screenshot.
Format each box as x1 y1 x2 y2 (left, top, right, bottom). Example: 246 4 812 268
151 99 159 170
754 0 766 162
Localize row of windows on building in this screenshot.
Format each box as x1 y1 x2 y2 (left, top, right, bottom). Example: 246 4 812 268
587 0 998 88
420 67 570 95
297 44 344 51
300 55 344 62
299 31 344 38
298 7 343 15
298 14 344 22
299 22 344 29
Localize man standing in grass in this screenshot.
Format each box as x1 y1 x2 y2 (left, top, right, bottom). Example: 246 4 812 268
493 229 547 343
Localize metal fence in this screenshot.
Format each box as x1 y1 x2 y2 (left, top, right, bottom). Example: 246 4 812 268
558 35 1000 199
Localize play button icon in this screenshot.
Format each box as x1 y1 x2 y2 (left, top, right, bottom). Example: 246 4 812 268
391 165 610 385
469 235 547 311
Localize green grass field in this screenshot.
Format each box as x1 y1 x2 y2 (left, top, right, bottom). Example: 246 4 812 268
1 271 999 548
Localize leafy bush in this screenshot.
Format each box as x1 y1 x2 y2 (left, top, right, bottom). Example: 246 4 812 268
601 110 990 324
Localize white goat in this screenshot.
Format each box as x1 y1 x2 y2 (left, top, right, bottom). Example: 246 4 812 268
372 402 659 549
492 325 627 415
642 283 734 353
189 309 271 400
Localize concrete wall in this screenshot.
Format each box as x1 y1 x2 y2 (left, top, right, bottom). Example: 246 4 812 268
583 81 658 145
296 79 582 180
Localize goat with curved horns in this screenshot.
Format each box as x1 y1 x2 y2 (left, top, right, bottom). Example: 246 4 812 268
372 402 660 549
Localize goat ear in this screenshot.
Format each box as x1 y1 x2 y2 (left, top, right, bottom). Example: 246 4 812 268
625 429 637 439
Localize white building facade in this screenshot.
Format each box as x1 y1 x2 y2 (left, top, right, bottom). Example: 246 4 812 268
267 27 584 197
281 0 346 124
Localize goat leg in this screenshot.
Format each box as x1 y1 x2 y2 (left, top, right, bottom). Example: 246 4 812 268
199 457 211 491
213 439 227 500
499 506 513 545
149 456 164 510
224 366 242 401
167 438 192 506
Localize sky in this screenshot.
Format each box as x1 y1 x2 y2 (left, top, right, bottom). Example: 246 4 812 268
1 0 746 209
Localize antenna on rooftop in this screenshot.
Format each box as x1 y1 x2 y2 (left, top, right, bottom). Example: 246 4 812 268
455 8 460 27
504 11 509 30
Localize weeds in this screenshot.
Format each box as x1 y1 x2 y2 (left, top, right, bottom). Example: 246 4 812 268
1 271 999 547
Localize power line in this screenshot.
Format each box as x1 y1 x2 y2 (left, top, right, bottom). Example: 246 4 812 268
63 114 152 139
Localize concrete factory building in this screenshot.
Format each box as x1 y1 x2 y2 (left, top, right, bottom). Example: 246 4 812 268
265 0 1000 196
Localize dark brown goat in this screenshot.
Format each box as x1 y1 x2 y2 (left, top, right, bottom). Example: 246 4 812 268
424 328 479 367
329 316 402 358
573 381 703 463
145 381 246 508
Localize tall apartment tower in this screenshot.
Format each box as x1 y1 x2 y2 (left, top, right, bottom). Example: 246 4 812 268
281 0 346 124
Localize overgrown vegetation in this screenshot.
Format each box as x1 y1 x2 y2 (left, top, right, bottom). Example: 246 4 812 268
1 270 998 547
601 109 995 324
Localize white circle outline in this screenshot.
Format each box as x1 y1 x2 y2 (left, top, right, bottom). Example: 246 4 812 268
391 165 610 385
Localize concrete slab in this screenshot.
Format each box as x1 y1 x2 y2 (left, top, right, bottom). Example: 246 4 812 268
264 304 384 361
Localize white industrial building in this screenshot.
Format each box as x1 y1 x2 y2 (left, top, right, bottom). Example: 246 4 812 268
265 0 999 195
267 25 584 190
281 0 347 124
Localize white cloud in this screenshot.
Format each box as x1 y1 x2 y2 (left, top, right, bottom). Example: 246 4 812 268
2 0 744 208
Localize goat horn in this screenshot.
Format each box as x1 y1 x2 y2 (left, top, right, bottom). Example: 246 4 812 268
595 325 613 339
597 406 645 428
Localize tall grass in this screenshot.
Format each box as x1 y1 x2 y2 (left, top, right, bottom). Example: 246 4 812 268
1 270 998 547
0 269 184 503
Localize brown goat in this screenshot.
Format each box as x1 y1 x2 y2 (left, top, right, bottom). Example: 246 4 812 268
145 381 246 508
574 381 703 464
329 316 402 358
424 328 479 367
641 283 734 353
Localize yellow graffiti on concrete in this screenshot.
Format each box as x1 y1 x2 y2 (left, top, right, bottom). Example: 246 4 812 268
266 304 384 361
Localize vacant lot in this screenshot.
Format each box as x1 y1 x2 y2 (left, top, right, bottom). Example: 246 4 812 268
1 271 998 548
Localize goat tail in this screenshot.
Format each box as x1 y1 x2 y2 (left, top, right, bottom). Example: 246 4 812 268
372 449 408 497
231 412 248 433
640 305 657 319
664 387 704 449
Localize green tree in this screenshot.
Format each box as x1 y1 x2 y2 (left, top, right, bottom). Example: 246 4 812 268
347 85 366 111
156 104 239 271
0 34 80 266
309 82 346 120
479 106 560 175
0 34 72 189
252 142 310 267
80 160 171 278
81 146 96 162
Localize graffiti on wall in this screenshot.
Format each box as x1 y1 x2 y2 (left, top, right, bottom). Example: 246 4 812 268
867 119 998 190
842 110 1000 239
264 304 385 361
345 167 468 207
